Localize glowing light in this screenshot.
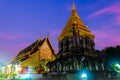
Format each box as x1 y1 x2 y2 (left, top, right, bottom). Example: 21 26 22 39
7 64 12 74
78 70 92 79
15 64 21 74
81 73 87 78
113 63 120 73
20 74 31 79
2 66 5 69
7 64 12 67
1 66 5 74
115 64 120 69
25 74 30 78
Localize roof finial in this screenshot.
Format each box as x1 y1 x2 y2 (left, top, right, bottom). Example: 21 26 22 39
46 32 50 38
38 34 42 41
72 0 76 11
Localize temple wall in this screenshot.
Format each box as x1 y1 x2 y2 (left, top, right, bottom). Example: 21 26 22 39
43 72 119 80
40 41 56 61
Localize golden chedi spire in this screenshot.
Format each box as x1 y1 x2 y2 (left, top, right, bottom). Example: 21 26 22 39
58 1 94 41
72 1 76 11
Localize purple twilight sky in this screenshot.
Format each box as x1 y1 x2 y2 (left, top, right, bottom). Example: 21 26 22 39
0 0 120 64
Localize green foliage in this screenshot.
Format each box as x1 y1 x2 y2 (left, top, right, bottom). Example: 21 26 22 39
0 74 5 77
39 59 50 72
99 45 120 72
103 45 120 61
95 50 101 56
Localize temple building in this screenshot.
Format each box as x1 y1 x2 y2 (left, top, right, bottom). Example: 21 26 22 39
46 2 111 80
48 2 101 72
1 1 117 79
8 36 56 74
57 2 95 57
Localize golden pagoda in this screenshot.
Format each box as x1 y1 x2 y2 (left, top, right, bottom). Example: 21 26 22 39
48 2 98 74
56 2 95 57
45 2 113 80
58 2 94 41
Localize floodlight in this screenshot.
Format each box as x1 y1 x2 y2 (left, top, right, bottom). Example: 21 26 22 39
81 73 87 78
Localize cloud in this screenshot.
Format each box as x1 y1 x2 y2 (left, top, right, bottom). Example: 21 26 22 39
93 29 120 50
0 42 31 64
11 43 30 52
0 32 36 64
87 4 120 25
0 32 30 40
0 33 15 40
87 2 120 49
88 5 120 18
115 15 120 25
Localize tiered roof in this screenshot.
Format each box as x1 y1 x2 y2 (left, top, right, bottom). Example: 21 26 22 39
12 37 56 63
58 2 94 41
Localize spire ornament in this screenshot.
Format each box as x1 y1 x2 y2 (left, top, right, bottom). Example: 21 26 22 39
72 0 76 11
38 34 42 41
58 1 94 41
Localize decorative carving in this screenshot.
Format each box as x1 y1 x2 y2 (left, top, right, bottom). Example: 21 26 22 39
68 38 73 51
58 42 62 53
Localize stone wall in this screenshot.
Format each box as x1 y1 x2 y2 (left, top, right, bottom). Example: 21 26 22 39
43 71 119 80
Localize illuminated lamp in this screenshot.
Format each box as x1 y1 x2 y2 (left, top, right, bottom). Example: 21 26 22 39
81 72 87 78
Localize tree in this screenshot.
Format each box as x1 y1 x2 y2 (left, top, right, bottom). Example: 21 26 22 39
103 46 120 62
100 45 120 72
39 59 50 73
